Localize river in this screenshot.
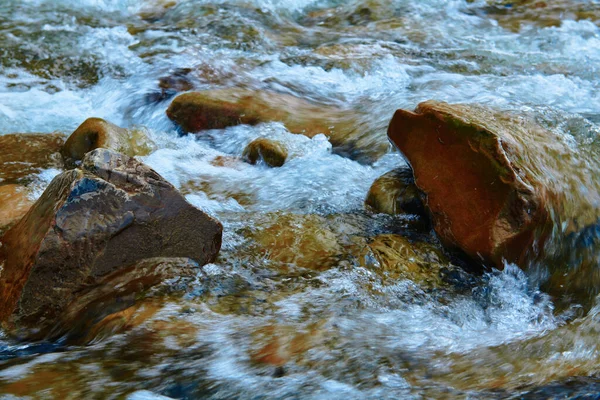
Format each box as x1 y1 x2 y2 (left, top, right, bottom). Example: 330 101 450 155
1 0 600 398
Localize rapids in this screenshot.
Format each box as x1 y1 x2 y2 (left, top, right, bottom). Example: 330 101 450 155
1 0 600 398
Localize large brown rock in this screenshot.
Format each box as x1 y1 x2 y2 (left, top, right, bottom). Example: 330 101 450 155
0 148 222 337
387 101 600 280
61 117 155 167
166 89 386 161
0 133 65 184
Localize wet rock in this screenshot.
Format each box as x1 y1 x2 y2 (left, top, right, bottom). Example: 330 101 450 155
242 138 288 167
357 234 451 288
0 184 34 235
387 100 600 279
0 148 222 338
61 118 155 167
250 213 343 271
365 166 426 216
0 133 65 184
57 258 198 343
166 89 384 161
146 68 195 104
166 89 262 132
470 0 600 32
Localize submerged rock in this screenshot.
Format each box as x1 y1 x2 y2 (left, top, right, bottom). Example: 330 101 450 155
242 138 288 167
57 257 198 343
250 213 344 271
365 166 426 216
251 323 324 369
166 88 385 161
0 148 222 338
387 100 600 298
0 133 65 184
61 118 155 167
357 234 451 289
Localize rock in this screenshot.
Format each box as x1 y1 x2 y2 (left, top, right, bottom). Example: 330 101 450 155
0 148 222 338
242 138 288 167
365 166 426 216
0 184 34 234
0 133 65 184
145 68 195 104
55 257 198 343
61 118 155 167
166 89 386 161
357 234 451 288
387 100 600 279
166 89 262 133
159 68 194 94
250 213 343 271
470 0 600 32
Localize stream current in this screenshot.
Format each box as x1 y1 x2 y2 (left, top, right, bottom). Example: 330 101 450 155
1 0 600 398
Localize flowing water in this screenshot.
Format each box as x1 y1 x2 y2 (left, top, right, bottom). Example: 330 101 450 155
1 0 600 398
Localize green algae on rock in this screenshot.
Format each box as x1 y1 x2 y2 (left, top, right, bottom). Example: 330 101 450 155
0 148 222 339
61 117 155 167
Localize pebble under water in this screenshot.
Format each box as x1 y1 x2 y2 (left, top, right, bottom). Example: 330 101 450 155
1 0 600 398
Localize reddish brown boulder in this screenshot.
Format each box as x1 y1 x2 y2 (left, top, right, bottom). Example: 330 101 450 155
387 100 600 273
0 148 222 338
166 89 263 132
166 89 349 138
166 89 388 161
